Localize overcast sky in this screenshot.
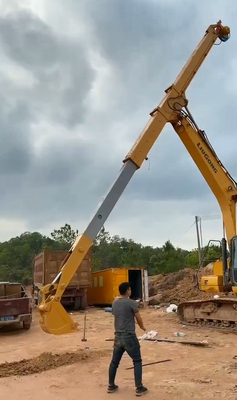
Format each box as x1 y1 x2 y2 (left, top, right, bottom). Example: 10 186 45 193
0 0 236 250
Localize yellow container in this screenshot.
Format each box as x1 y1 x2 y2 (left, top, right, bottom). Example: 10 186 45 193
87 267 148 306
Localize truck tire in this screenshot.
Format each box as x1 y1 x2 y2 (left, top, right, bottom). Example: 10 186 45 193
80 293 87 311
23 321 31 330
74 296 81 311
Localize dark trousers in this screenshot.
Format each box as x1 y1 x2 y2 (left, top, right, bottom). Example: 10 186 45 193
108 332 142 388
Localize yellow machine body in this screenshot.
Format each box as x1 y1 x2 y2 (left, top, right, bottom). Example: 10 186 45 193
37 21 235 335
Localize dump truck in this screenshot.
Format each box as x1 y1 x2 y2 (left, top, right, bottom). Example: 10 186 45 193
0 282 32 330
33 247 92 310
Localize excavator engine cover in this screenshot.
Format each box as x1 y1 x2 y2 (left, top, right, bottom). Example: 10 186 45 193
200 275 224 293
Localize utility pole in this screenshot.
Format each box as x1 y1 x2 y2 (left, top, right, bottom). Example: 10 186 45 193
195 216 202 265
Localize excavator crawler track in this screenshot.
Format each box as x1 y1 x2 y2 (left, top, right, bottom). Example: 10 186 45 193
177 298 237 333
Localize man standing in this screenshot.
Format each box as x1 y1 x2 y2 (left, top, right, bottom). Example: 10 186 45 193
107 282 148 396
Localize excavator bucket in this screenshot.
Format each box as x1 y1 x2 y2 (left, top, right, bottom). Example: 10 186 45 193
38 300 78 335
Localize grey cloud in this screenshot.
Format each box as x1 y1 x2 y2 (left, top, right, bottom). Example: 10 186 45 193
123 133 209 202
0 138 97 220
0 1 236 246
0 99 34 175
77 0 237 199
0 7 99 225
0 11 58 69
0 9 95 128
81 0 194 65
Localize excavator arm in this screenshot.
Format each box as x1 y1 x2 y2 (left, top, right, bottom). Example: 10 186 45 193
38 21 230 335
172 112 237 294
174 112 237 329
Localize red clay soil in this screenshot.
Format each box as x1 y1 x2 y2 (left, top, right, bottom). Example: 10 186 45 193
0 349 111 378
148 264 215 304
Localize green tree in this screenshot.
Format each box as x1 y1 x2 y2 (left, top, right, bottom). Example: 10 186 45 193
0 224 227 285
92 228 111 270
50 223 79 248
0 231 55 284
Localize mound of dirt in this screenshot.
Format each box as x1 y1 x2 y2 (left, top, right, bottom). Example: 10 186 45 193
149 263 215 305
0 348 111 378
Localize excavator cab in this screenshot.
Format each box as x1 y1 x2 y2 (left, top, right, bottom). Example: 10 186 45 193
200 238 229 294
230 236 237 290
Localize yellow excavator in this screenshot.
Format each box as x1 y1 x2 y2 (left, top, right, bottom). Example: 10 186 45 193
38 20 233 335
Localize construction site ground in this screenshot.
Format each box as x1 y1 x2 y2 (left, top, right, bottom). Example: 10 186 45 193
1 307 237 400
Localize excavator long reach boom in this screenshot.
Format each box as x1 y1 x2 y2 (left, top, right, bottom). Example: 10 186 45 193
38 21 230 335
172 115 237 246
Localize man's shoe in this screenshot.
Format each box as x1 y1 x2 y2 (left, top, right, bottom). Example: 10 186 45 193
135 385 148 396
107 384 118 393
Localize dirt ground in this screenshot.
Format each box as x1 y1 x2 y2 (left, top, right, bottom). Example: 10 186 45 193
1 307 237 400
148 264 215 305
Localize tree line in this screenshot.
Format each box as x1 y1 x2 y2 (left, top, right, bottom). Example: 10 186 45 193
0 223 222 284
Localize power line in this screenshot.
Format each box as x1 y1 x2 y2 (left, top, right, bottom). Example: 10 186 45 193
172 213 222 247
199 214 221 221
175 214 222 244
175 221 196 242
